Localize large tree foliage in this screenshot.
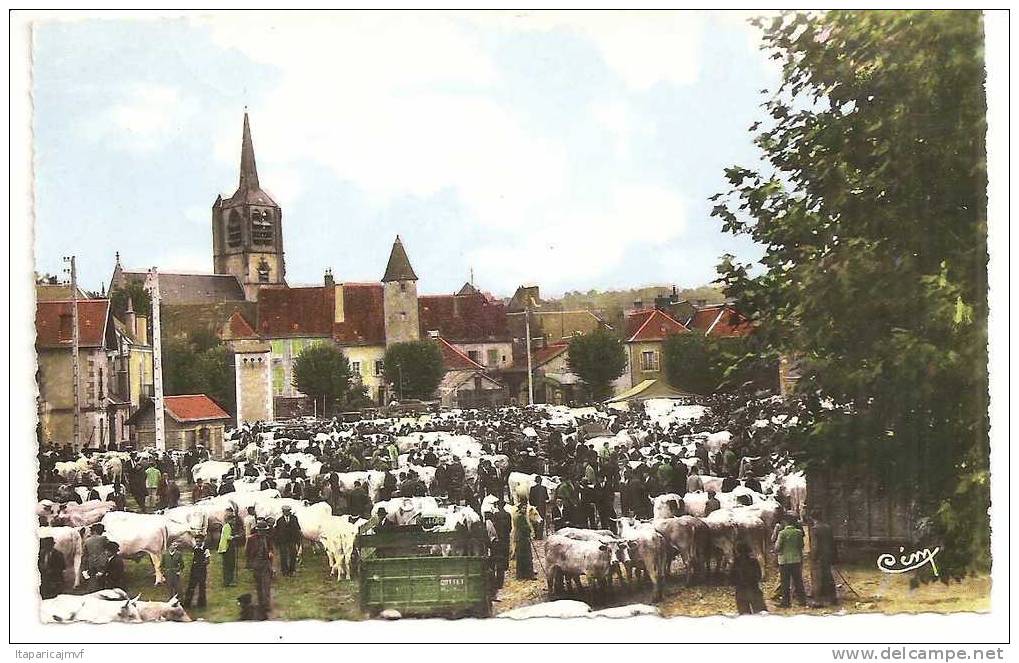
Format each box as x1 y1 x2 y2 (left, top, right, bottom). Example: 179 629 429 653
292 344 353 416
162 334 235 415
663 334 777 395
713 11 988 576
383 341 445 401
567 328 628 401
109 278 152 318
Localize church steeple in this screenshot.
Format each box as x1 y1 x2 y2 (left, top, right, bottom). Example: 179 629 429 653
238 112 260 192
213 110 285 301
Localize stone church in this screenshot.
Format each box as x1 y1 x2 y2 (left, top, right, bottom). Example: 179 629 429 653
111 113 511 422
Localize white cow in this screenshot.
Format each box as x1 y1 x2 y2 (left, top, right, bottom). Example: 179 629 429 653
589 604 661 618
39 526 83 589
101 512 197 584
778 471 807 516
508 472 561 505
73 485 116 503
191 460 235 484
135 596 192 622
41 589 142 624
372 497 441 527
53 500 115 528
334 471 386 504
320 515 366 580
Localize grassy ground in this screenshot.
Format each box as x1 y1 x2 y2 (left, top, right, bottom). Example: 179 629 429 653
492 540 991 618
98 545 363 622
82 487 988 621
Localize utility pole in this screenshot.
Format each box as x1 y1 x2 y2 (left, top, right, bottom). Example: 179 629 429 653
525 299 534 406
63 256 81 450
145 267 165 451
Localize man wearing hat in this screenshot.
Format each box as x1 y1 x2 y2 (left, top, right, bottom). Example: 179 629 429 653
183 533 211 609
218 505 243 587
704 490 721 517
245 518 273 613
273 505 301 577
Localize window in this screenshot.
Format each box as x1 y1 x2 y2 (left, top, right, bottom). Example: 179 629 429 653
351 361 361 376
486 348 499 366
468 350 480 363
374 360 384 377
251 209 274 245
641 350 660 372
399 282 407 293
257 259 270 283
227 211 242 247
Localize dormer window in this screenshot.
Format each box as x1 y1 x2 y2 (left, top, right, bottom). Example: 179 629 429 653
252 209 274 245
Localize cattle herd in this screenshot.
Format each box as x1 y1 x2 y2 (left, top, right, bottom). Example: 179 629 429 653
36 392 811 622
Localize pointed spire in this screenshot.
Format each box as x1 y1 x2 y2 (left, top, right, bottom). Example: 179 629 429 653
382 235 418 282
238 112 259 192
115 251 121 267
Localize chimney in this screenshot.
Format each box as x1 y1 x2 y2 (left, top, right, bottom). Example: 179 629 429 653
324 268 334 287
135 316 149 346
125 296 137 341
427 330 440 339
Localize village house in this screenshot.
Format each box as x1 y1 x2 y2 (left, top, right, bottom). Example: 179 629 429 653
623 307 690 389
126 394 231 455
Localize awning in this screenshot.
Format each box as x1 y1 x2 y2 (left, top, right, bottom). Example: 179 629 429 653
605 379 695 404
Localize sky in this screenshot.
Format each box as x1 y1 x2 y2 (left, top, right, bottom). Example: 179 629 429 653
32 11 779 299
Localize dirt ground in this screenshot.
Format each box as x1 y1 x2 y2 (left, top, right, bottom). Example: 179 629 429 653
493 539 991 618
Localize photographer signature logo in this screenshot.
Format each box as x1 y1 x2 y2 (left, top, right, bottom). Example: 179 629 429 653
876 546 941 577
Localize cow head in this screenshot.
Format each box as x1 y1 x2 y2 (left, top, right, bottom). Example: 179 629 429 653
119 596 143 623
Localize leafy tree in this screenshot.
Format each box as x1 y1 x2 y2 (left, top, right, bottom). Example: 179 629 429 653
383 341 445 401
663 334 719 395
712 11 988 577
567 328 627 401
109 278 151 318
292 344 353 416
162 334 235 415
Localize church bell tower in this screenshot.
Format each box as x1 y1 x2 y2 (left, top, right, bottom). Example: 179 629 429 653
212 112 285 301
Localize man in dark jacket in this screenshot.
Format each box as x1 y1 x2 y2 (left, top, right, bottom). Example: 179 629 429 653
38 537 65 599
82 524 109 591
808 511 838 606
245 519 273 613
273 505 301 576
527 478 548 539
732 542 766 614
183 534 211 609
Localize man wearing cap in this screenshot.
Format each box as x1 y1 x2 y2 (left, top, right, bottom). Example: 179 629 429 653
219 505 243 587
144 463 162 510
246 518 273 613
273 505 301 577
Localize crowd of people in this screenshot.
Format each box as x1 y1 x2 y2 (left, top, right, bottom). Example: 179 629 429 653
37 393 842 618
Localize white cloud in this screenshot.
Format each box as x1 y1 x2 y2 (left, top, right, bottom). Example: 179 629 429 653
192 13 695 293
90 83 196 152
474 11 705 90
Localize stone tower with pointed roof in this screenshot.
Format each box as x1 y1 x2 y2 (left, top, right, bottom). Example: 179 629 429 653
381 236 420 346
212 112 285 301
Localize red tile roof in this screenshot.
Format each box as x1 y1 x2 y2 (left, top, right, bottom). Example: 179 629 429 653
35 299 110 349
164 394 231 422
257 286 334 337
625 309 689 343
418 292 509 343
687 304 754 337
223 311 258 339
436 337 484 371
334 283 386 345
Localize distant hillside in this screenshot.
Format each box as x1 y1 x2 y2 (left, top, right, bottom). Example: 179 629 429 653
544 285 725 333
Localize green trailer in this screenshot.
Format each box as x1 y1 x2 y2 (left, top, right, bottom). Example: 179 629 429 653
358 526 493 618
